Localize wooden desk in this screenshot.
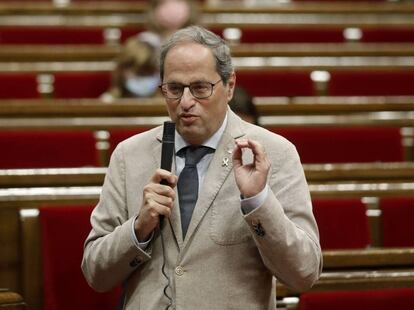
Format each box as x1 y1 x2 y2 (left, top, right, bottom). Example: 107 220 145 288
0 1 413 27
277 268 414 297
2 43 414 62
1 57 414 72
1 162 414 188
0 97 413 130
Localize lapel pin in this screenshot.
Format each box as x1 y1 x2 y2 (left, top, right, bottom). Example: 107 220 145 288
222 157 229 167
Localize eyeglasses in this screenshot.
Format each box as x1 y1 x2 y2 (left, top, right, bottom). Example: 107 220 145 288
159 79 222 100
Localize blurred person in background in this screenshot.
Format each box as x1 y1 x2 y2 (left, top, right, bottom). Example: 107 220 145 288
101 36 161 102
101 0 198 102
145 0 199 43
229 86 259 125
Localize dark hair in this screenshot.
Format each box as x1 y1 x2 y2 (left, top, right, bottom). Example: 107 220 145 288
229 86 259 125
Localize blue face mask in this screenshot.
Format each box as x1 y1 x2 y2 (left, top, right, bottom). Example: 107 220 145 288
125 74 160 97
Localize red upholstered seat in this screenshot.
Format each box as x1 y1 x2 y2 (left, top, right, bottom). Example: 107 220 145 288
236 70 315 97
362 27 414 43
53 72 112 98
328 70 414 96
211 27 345 43
39 205 121 310
312 198 370 250
270 127 404 163
380 197 414 247
0 73 39 99
300 288 414 310
108 128 151 155
0 26 106 44
0 130 99 169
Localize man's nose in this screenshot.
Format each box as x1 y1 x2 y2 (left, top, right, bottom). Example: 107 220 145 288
179 87 196 110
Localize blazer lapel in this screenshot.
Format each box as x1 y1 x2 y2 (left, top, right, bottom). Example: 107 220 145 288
182 110 245 248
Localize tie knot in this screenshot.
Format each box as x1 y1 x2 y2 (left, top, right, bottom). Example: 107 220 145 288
180 146 214 166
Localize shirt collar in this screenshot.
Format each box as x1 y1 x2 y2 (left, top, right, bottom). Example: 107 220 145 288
175 112 228 154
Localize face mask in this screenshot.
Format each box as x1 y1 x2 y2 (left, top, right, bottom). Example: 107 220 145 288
125 74 160 97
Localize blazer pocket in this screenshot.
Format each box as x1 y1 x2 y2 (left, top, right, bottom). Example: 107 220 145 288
209 198 251 245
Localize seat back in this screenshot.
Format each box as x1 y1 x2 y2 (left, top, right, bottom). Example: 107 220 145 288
270 127 404 163
211 27 345 43
236 70 315 97
312 198 370 250
39 205 121 310
0 26 106 44
0 73 39 99
380 197 414 247
0 130 99 169
328 70 414 96
53 72 112 98
108 128 151 155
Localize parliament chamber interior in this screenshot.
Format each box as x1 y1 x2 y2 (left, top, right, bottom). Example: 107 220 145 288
1 0 414 309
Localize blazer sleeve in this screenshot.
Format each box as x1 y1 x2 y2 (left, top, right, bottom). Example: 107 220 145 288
81 145 152 292
243 141 323 292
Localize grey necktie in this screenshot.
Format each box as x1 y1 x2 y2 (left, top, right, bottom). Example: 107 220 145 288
178 146 214 238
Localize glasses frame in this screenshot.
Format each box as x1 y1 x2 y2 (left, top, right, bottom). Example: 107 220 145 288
159 79 222 100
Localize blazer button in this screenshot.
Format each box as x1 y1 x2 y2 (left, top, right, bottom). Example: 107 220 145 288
175 266 184 276
129 257 141 268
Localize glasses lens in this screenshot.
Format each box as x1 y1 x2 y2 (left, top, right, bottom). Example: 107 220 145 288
162 83 183 99
190 82 212 99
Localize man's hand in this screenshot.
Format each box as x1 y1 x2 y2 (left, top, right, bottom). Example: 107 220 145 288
233 139 271 198
134 169 178 242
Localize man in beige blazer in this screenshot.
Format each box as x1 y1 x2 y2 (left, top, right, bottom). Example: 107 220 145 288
82 26 322 310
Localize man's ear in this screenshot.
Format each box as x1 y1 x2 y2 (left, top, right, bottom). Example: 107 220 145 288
226 72 236 102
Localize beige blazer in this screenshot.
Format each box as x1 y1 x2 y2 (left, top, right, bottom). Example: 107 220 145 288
82 109 322 310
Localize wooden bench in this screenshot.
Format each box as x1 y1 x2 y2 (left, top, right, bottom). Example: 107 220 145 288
0 96 413 127
1 162 414 188
1 65 414 98
14 201 414 308
0 180 413 309
17 205 414 308
0 1 413 28
1 97 413 163
277 268 414 297
2 43 414 62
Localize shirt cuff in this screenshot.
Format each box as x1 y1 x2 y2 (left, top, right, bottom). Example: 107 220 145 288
241 185 269 215
131 215 153 250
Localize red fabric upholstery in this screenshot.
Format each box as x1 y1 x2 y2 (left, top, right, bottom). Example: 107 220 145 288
0 130 99 168
108 128 151 155
236 70 315 96
53 72 112 98
328 70 414 96
300 288 414 310
39 205 121 310
312 198 370 250
269 127 404 163
362 28 414 43
120 27 146 43
0 73 39 99
211 27 344 43
0 26 145 44
380 197 414 247
0 27 106 44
